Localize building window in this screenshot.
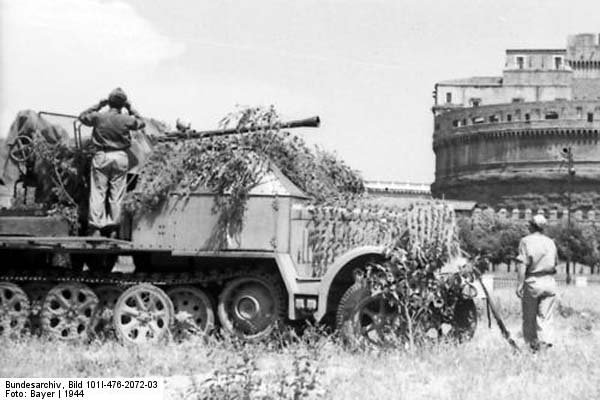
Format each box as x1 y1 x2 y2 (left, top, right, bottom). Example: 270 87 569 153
472 116 485 124
470 98 481 107
452 120 459 127
545 111 559 120
554 56 563 70
507 114 512 122
588 113 594 123
462 118 467 126
517 56 525 69
512 97 524 103
576 107 583 118
525 113 530 121
489 115 499 123
446 92 452 104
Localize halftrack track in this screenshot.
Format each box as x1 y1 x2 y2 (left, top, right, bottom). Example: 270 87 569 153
0 263 287 344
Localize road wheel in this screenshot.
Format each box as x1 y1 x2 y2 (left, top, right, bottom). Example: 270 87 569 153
113 284 174 345
167 286 215 339
218 275 285 340
0 282 30 338
40 283 98 341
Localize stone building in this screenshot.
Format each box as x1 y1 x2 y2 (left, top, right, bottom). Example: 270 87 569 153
431 33 600 210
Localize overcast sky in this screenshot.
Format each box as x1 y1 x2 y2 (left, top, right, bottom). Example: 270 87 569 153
1 0 599 183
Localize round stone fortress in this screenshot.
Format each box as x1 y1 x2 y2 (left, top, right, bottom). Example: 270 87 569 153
431 33 600 210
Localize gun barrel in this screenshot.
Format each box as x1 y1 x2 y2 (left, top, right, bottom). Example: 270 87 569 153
159 116 320 142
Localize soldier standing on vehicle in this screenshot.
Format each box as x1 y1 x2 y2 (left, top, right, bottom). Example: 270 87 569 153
515 214 558 352
79 88 145 237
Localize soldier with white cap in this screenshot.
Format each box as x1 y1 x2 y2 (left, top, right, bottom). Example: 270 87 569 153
516 214 558 351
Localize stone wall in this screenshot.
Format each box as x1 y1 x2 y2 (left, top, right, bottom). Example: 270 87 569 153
432 100 600 208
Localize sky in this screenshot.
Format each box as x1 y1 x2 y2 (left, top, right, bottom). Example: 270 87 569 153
1 0 600 183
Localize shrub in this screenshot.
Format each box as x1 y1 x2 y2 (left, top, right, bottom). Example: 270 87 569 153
457 210 527 267
356 202 475 347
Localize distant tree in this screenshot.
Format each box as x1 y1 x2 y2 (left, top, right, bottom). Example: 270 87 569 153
457 210 527 270
459 212 600 274
547 222 600 271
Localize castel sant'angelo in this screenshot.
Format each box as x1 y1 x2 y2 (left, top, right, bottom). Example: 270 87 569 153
431 33 600 211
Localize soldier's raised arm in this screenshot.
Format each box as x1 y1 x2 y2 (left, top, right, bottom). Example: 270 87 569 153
79 99 108 126
124 101 145 130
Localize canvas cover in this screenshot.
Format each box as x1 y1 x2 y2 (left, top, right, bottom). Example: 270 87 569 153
0 110 164 187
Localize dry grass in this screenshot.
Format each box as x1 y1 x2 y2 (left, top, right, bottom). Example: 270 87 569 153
1 286 600 400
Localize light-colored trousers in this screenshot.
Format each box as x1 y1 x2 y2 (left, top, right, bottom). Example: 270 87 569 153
89 150 129 230
522 276 557 346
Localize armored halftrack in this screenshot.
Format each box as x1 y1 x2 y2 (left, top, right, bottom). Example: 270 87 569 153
0 111 391 344
0 111 477 345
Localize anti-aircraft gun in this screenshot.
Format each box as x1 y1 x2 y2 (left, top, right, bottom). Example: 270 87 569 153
0 110 477 346
159 115 321 141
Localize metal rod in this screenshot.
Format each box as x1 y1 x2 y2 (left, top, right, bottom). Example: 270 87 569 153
158 116 321 142
38 111 80 119
566 146 574 284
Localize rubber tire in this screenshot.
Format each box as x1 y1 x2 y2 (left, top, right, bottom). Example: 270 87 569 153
452 299 477 341
217 274 285 341
335 282 370 345
113 283 175 345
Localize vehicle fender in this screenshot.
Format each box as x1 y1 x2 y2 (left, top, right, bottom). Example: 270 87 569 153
274 253 302 320
314 245 385 321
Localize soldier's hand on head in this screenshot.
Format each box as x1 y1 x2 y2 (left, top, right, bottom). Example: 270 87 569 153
99 99 109 107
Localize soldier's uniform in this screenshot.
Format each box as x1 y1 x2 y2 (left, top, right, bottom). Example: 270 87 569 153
516 215 558 350
79 88 144 235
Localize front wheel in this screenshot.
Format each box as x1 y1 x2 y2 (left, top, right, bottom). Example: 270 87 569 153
452 299 477 341
335 282 368 334
336 283 478 346
337 283 404 347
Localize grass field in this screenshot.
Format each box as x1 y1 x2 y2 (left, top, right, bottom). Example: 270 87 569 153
2 286 600 400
